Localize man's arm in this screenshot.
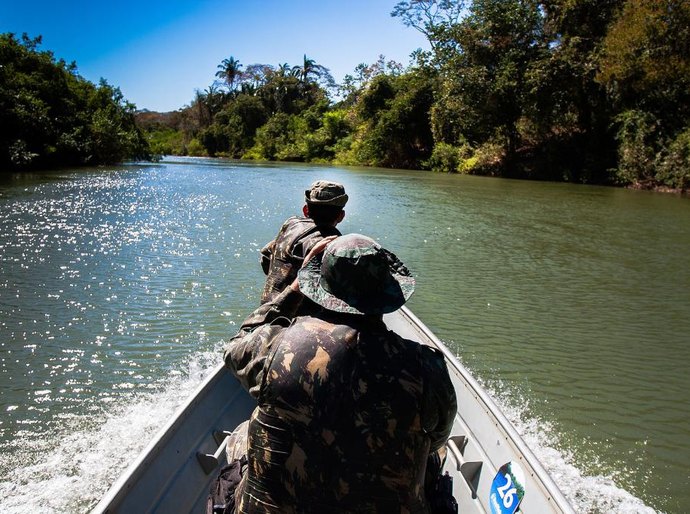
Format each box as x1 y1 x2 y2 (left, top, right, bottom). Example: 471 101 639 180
224 287 302 398
423 348 458 452
228 234 335 397
259 239 275 275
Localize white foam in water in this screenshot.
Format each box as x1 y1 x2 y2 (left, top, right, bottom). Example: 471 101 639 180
0 348 660 513
0 349 221 513
485 384 660 514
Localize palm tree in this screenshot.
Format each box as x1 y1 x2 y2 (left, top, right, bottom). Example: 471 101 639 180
277 63 292 77
203 84 225 116
215 56 242 91
292 54 328 84
193 89 211 129
240 82 257 96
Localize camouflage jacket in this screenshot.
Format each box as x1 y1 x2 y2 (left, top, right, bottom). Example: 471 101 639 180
224 288 457 513
259 216 341 305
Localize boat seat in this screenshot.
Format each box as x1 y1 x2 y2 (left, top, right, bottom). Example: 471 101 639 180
197 421 249 475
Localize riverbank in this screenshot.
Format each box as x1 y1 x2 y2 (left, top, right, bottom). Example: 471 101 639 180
628 182 688 196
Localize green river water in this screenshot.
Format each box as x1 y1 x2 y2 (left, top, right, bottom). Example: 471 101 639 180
0 157 688 512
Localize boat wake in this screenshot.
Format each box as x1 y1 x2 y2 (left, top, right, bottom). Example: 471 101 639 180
479 378 660 514
0 349 221 513
0 347 660 513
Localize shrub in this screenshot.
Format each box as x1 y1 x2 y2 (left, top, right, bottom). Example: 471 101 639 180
186 138 207 157
426 142 463 173
656 127 690 190
614 110 658 186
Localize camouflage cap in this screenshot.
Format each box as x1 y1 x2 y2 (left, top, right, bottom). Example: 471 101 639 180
298 233 415 315
305 180 348 207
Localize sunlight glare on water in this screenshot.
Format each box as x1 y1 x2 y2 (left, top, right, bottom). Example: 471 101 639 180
1 158 688 513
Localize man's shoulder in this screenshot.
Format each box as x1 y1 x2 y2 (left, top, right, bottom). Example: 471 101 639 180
390 333 449 369
276 216 314 238
419 343 448 369
282 215 311 227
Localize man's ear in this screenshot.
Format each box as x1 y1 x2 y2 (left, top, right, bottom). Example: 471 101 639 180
336 210 345 224
303 204 309 217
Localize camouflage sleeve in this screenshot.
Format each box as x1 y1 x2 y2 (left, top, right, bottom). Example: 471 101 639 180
223 288 303 398
421 347 457 452
259 239 275 275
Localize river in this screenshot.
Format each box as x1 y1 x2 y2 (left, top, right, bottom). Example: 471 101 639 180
1 157 688 513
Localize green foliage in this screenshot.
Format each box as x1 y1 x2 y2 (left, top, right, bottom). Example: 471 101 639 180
146 127 186 156
248 113 294 161
131 2 690 191
0 33 150 171
615 110 690 190
598 0 690 123
657 128 690 190
425 142 464 173
244 103 349 163
349 71 435 168
200 94 268 157
186 138 207 157
597 0 690 189
338 56 406 105
464 139 504 174
431 0 547 165
425 138 503 175
614 109 658 186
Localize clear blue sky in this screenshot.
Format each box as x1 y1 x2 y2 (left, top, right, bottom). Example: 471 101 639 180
1 0 429 112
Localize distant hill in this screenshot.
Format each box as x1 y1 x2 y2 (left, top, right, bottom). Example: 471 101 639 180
135 110 179 130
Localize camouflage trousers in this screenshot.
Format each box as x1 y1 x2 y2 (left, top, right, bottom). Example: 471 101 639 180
222 420 250 512
225 420 249 463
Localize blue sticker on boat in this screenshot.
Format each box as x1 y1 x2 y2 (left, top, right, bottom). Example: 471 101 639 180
489 462 525 514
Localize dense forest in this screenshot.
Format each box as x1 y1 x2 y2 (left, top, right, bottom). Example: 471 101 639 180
0 33 150 171
3 1 689 191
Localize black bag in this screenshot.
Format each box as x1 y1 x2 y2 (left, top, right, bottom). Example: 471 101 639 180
428 471 458 514
206 456 247 514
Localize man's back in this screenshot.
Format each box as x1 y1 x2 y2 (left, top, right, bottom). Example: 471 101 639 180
227 233 456 513
260 180 348 305
260 216 340 304
237 311 455 514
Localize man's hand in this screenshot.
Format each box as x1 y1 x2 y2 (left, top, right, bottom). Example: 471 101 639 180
303 235 338 267
289 235 338 292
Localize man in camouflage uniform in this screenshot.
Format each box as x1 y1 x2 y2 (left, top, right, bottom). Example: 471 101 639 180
259 180 348 305
224 234 457 513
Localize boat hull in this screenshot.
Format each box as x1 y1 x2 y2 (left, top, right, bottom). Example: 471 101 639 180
93 306 573 513
94 367 255 513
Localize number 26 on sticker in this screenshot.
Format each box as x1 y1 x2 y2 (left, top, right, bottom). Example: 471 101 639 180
496 472 517 508
489 462 525 514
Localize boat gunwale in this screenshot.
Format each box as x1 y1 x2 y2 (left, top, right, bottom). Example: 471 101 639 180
91 363 228 513
93 306 574 513
397 305 574 513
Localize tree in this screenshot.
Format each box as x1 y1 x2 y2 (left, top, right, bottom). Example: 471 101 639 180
348 71 435 169
277 63 294 77
215 56 243 91
241 63 274 90
199 93 269 157
391 0 467 51
292 55 335 93
339 55 405 104
597 0 690 127
250 112 294 160
260 74 303 115
0 32 149 170
597 0 690 188
532 0 624 181
292 54 324 83
430 0 547 170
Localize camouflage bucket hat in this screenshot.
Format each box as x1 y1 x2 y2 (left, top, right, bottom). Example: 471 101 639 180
305 180 348 207
298 234 415 315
